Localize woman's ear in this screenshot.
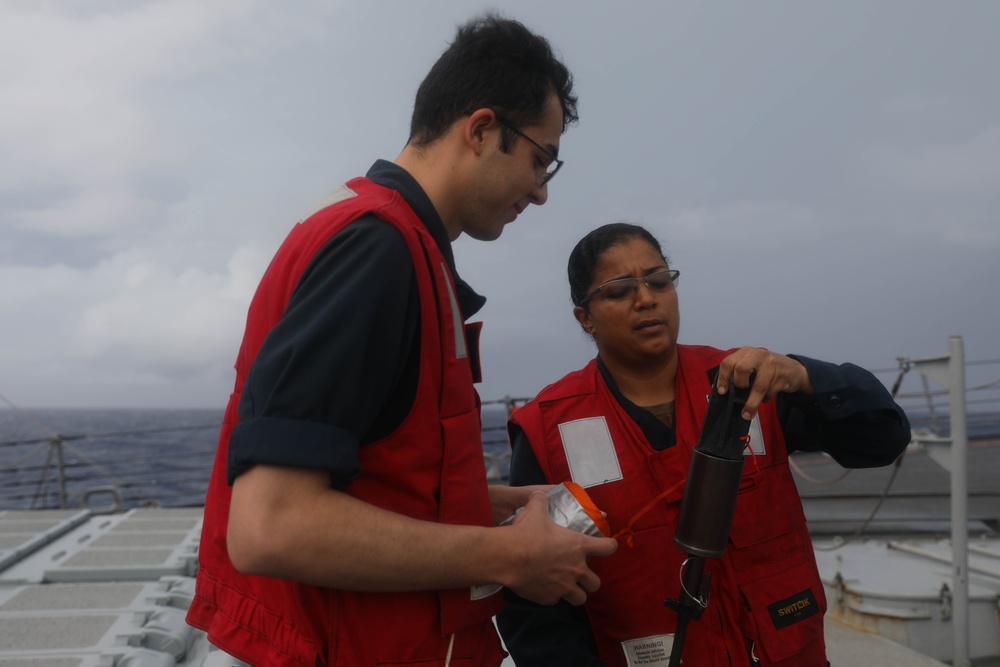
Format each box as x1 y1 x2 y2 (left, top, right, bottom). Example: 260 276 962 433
573 306 594 336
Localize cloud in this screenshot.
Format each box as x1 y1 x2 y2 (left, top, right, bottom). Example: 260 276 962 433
0 243 268 405
865 125 1000 197
857 124 1000 247
1 1 997 408
663 201 820 243
75 247 260 373
0 1 333 237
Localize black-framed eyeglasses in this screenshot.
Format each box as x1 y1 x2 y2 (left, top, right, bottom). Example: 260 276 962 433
495 116 563 185
581 268 680 305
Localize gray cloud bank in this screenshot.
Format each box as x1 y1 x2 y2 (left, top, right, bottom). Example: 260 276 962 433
1 1 996 408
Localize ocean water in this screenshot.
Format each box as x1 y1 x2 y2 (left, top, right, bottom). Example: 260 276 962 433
0 405 513 511
2 405 996 513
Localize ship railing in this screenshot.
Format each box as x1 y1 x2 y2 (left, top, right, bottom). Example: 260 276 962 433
480 395 532 483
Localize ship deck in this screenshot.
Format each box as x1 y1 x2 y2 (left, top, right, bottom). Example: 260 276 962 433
4 505 998 666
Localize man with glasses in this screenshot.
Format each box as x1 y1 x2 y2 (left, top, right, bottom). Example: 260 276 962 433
187 14 617 667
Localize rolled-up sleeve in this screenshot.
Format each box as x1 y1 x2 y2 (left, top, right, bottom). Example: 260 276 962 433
228 418 361 488
227 217 419 489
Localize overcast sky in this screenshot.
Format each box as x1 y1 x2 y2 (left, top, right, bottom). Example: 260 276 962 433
1 0 997 410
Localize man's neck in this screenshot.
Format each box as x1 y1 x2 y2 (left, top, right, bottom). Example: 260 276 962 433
394 140 467 242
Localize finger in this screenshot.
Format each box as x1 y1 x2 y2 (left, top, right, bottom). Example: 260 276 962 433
520 484 556 496
590 536 618 557
742 394 762 421
511 490 549 525
715 347 753 394
512 485 553 512
526 489 550 507
716 358 736 395
579 570 602 593
742 368 772 420
581 534 618 558
736 350 765 389
562 586 587 606
722 347 765 391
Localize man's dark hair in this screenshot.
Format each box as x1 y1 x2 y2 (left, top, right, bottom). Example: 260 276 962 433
409 13 577 147
568 223 669 307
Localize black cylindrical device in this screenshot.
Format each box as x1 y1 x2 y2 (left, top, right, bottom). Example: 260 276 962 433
673 374 753 556
673 448 744 558
665 376 754 667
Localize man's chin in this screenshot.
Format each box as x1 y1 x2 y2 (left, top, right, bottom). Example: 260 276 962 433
466 224 506 242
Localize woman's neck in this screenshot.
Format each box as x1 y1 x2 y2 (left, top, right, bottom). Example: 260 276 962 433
601 352 677 407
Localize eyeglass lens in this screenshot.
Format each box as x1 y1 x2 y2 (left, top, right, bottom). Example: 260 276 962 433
592 269 679 301
498 116 561 184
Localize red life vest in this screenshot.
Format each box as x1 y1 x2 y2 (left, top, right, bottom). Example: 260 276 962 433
187 177 505 667
510 344 826 667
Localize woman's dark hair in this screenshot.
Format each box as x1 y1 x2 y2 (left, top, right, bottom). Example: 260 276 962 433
568 222 668 307
408 13 577 147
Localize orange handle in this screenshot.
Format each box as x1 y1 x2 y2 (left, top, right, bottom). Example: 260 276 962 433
563 481 611 537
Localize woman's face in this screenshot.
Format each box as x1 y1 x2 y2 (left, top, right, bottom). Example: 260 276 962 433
574 238 680 368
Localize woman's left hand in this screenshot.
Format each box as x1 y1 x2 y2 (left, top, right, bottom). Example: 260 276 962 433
715 346 814 420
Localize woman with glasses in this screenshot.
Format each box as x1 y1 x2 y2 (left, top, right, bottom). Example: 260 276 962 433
496 222 910 667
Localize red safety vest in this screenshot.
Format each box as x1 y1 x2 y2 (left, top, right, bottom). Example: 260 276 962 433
187 177 505 667
510 345 826 667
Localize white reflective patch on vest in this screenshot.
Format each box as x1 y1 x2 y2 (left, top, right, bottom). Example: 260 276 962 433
558 417 623 488
621 634 674 666
441 263 467 359
745 414 766 456
300 183 357 220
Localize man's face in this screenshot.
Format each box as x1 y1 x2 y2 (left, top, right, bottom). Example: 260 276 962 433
460 91 564 241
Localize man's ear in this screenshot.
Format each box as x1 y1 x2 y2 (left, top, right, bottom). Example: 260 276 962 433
464 108 498 156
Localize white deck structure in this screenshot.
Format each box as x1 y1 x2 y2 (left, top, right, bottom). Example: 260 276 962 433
4 506 995 667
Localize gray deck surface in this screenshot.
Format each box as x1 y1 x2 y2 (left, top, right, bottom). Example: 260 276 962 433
2 437 998 667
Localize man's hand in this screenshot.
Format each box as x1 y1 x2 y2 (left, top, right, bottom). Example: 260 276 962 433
716 346 814 420
504 491 617 606
488 484 554 525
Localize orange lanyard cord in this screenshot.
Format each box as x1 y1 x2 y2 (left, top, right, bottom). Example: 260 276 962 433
611 479 686 548
611 435 755 548
742 435 760 474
